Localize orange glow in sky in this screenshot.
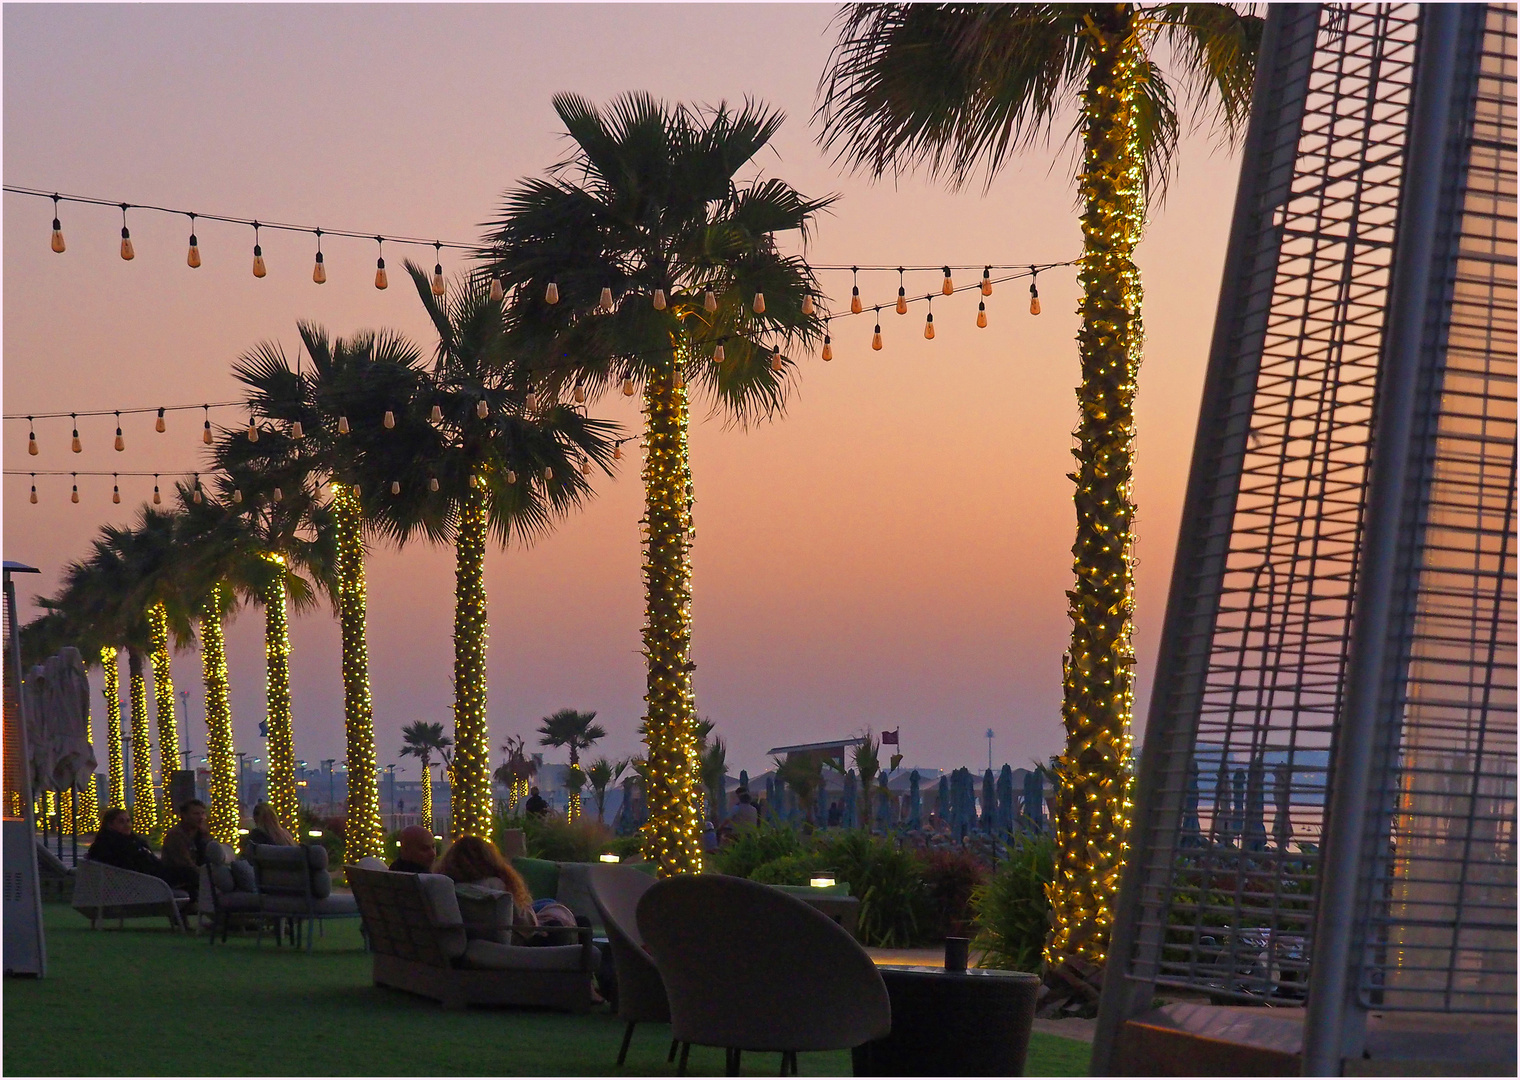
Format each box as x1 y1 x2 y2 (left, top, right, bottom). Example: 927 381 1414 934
4 4 1242 776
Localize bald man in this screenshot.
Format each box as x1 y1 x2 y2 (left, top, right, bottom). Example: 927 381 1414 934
388 825 438 874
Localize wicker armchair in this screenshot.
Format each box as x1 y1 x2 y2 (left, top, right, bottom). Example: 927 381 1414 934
588 863 671 1066
72 859 190 931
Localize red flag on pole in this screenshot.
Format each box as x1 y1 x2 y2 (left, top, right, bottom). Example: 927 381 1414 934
881 728 899 745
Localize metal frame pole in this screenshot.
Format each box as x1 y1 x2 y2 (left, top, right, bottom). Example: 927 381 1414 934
1301 7 1466 1072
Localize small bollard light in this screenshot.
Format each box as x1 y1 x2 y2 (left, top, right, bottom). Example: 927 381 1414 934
809 873 837 888
434 835 444 841
307 830 323 838
599 853 621 863
237 828 250 835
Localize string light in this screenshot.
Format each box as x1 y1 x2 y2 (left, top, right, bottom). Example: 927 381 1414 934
1029 268 1041 316
50 195 65 253
186 214 202 268
153 476 161 504
431 403 444 423
942 266 954 295
451 469 492 839
252 222 266 278
28 419 37 456
101 647 125 809
200 583 238 843
291 419 304 439
232 488 242 504
924 296 935 340
623 378 636 396
338 415 350 435
127 653 156 824
770 345 783 372
312 229 327 284
374 237 388 290
112 477 120 504
383 410 395 429
801 293 815 316
599 286 615 312
613 443 623 461
850 267 862 313
429 476 439 492
192 474 202 503
156 407 166 433
653 288 667 311
573 383 586 404
272 486 283 502
330 484 383 856
978 300 988 329
752 291 765 314
489 276 505 303
545 280 559 304
543 466 554 482
872 308 883 351
119 204 134 261
147 602 179 827
475 399 489 419
505 469 516 485
114 412 125 451
431 242 445 297
712 343 725 364
203 406 213 444
261 554 300 835
29 478 37 504
71 415 82 454
390 480 400 495
821 321 832 362
704 289 717 313
896 268 908 314
982 266 993 296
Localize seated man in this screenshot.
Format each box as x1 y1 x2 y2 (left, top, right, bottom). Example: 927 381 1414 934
160 799 210 901
86 808 165 878
388 825 437 874
728 789 758 830
522 786 549 818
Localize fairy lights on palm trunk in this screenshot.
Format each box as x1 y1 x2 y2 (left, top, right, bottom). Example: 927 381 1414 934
261 557 300 834
419 762 434 835
333 485 383 858
101 646 125 809
639 348 705 876
200 583 239 845
126 650 157 824
451 473 492 839
1047 21 1143 969
147 602 179 823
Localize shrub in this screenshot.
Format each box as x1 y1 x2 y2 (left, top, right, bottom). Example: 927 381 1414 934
822 831 931 947
921 848 987 939
970 831 1054 972
750 852 830 886
525 815 613 862
606 833 645 860
711 823 807 879
301 806 347 868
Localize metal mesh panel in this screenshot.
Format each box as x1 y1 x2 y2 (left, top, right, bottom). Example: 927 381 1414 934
1123 5 1421 1004
1364 3 1518 1014
3 578 29 820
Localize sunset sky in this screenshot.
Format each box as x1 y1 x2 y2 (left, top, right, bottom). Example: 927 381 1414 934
3 4 1243 780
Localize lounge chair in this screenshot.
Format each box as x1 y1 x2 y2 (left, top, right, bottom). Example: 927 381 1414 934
638 875 891 1076
71 858 190 931
198 841 262 943
588 863 671 1066
347 865 601 1012
247 843 359 950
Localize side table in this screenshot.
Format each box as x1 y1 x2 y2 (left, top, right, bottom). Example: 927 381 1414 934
852 965 1041 1076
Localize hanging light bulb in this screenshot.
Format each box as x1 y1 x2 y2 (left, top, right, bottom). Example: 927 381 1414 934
369 237 387 290
114 413 125 452
291 420 304 439
273 486 283 502
1029 269 1040 316
50 195 66 253
525 389 538 413
27 419 37 456
252 223 267 278
545 280 559 304
942 266 954 295
622 378 635 396
353 484 361 497
580 457 592 476
203 407 213 445
71 477 80 503
391 480 401 495
338 416 350 435
312 230 326 284
30 481 38 505
192 476 203 503
872 309 883 351
704 289 717 313
486 275 504 303
770 346 783 373
505 470 517 485
233 488 243 504
573 383 586 404
430 403 443 424
119 204 134 260
752 291 765 314
713 342 725 364
152 478 161 505
248 419 259 443
156 407 166 434
186 214 202 268
429 476 439 492
977 301 988 329
850 267 862 314
599 286 615 312
896 268 907 315
383 410 396 429
476 399 489 419
822 330 833 362
801 293 815 316
71 416 82 454
981 267 993 296
613 443 624 461
652 288 666 310
431 242 445 297
543 466 554 482
112 478 121 504
924 301 935 340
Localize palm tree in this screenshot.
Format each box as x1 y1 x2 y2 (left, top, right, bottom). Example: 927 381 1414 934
400 721 453 835
852 733 882 835
231 324 431 859
537 708 607 820
484 93 831 875
695 719 729 822
817 3 1261 966
370 266 618 840
773 754 826 826
494 735 538 811
584 756 628 822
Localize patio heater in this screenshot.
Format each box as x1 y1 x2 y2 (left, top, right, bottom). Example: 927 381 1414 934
3 561 46 977
1093 5 1516 1075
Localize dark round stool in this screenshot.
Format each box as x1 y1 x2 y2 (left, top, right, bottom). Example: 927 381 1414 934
852 966 1042 1076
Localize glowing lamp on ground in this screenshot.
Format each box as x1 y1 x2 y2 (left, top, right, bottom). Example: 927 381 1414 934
308 829 323 838
599 853 621 864
809 873 836 889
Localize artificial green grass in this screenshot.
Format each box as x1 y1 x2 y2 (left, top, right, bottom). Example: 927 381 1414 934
5 905 1090 1076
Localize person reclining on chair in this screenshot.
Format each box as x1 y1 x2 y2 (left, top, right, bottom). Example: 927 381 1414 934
159 799 210 901
388 825 438 874
86 808 166 878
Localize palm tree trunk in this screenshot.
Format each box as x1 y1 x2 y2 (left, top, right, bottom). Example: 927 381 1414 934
261 564 300 835
333 484 383 858
1049 13 1144 970
146 602 179 825
100 647 126 809
126 649 157 825
640 357 705 876
419 760 434 835
451 472 492 839
200 583 239 845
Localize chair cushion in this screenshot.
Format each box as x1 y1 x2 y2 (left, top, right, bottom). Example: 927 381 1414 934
455 883 514 944
461 938 596 972
416 873 463 925
209 863 236 894
512 857 560 900
306 844 329 871
310 869 332 900
353 856 388 872
230 860 257 893
220 891 262 912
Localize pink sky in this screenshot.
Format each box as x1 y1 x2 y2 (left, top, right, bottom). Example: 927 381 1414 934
4 4 1242 779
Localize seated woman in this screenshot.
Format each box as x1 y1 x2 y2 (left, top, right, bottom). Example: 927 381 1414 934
242 802 296 855
432 835 538 943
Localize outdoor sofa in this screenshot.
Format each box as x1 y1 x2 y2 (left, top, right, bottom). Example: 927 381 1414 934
72 858 191 931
